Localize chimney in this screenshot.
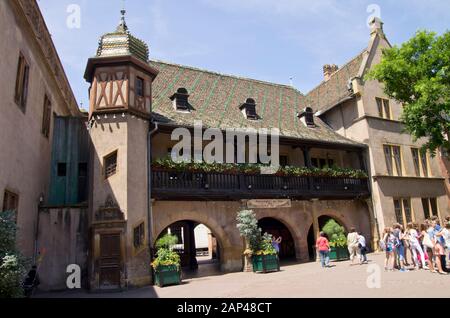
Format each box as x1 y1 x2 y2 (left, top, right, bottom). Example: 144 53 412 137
369 16 384 37
323 64 339 81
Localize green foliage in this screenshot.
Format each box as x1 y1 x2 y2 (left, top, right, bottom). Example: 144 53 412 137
322 219 347 248
155 233 178 250
366 30 450 156
153 157 368 179
255 233 277 256
0 211 28 298
236 210 261 252
0 254 27 298
236 210 276 255
152 234 181 270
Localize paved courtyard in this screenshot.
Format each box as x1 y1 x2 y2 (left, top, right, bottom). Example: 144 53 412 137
36 253 450 298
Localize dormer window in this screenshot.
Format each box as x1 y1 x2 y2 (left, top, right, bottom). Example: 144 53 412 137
240 98 259 120
170 88 190 112
298 107 316 128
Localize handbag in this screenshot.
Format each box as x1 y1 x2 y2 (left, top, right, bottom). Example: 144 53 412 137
422 232 433 249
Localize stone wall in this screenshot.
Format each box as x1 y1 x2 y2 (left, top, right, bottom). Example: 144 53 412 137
36 207 89 291
152 199 372 272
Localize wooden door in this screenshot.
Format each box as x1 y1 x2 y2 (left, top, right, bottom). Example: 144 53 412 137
99 234 121 288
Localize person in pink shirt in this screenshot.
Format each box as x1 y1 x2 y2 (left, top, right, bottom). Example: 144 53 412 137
316 232 331 268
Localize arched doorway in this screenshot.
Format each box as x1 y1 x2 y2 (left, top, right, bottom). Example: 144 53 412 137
258 218 296 260
307 216 348 262
155 220 221 277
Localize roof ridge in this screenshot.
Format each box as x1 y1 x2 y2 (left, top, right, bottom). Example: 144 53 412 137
150 59 304 95
305 49 367 95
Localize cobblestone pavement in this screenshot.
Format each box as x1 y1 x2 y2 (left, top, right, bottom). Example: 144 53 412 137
36 253 450 298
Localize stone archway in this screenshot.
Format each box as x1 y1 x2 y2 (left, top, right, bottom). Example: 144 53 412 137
258 217 296 260
307 214 349 261
154 216 234 273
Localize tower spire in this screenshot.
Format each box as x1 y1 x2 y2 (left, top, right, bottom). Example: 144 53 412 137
117 1 128 33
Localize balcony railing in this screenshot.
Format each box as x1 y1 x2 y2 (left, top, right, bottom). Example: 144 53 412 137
151 170 370 200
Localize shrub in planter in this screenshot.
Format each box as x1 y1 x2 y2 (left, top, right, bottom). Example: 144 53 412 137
151 234 181 287
322 219 349 261
252 233 279 273
236 210 279 273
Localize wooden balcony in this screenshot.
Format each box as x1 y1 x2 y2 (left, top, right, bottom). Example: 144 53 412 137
151 170 370 201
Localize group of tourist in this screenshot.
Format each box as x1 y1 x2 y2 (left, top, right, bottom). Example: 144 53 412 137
382 216 450 274
314 216 450 273
315 227 369 268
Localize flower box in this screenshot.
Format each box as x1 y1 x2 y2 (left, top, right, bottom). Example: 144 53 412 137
329 246 350 261
252 255 280 273
154 265 181 287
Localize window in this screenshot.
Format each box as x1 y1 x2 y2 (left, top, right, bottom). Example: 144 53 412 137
384 145 402 176
2 190 19 213
136 77 144 98
57 163 67 177
411 148 421 176
133 222 145 249
422 198 439 220
376 97 392 120
298 107 315 127
420 150 429 177
239 98 258 120
104 151 118 179
311 158 334 169
41 95 52 138
14 53 30 111
280 155 289 167
394 198 413 227
411 148 430 177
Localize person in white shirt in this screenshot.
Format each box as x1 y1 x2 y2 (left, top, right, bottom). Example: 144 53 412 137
347 228 361 265
406 222 427 270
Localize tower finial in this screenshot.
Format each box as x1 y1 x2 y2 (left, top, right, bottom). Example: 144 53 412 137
117 1 128 32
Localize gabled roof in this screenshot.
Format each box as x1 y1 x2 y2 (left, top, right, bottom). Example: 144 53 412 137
149 60 362 146
306 51 365 114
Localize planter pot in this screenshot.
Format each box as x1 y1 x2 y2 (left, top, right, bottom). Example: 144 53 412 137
329 247 350 261
154 265 181 287
252 255 280 273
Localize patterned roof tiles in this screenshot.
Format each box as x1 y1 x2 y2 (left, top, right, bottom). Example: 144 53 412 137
149 60 361 146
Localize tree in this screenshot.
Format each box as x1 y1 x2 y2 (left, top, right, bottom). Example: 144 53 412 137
0 211 28 298
322 219 347 248
367 30 450 156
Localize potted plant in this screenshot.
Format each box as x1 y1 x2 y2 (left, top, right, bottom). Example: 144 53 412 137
236 210 279 273
322 219 349 261
251 233 280 273
151 234 181 287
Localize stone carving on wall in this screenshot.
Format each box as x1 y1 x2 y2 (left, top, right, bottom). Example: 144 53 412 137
247 199 292 209
95 195 125 222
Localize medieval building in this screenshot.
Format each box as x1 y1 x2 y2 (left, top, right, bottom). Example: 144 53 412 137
1 0 448 291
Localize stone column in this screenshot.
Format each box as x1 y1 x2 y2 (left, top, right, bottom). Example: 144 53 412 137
365 198 380 251
186 221 198 270
311 202 320 262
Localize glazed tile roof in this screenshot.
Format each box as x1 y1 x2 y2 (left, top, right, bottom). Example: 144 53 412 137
149 60 362 146
96 10 149 63
306 51 365 114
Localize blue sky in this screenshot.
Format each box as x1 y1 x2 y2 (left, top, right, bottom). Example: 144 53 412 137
39 0 450 110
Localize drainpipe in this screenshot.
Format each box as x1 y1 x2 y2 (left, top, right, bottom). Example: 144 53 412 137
147 121 159 278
